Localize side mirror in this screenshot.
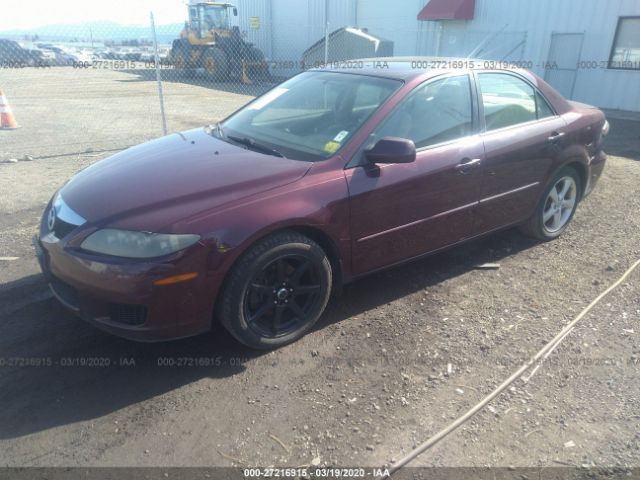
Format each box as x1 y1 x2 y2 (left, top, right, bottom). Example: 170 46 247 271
364 137 416 164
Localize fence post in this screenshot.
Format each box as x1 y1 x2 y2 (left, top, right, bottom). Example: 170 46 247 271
324 22 329 65
150 11 168 136
435 22 443 57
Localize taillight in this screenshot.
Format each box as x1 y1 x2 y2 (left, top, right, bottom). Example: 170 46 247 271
602 120 610 136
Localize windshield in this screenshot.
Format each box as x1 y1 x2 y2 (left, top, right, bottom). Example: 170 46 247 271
202 5 230 30
219 72 403 161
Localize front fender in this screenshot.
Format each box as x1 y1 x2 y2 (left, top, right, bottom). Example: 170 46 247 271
196 168 352 280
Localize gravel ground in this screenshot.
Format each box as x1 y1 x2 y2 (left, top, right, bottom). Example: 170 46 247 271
0 65 270 159
0 67 639 473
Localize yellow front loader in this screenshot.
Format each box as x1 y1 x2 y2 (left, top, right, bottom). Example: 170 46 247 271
169 1 269 84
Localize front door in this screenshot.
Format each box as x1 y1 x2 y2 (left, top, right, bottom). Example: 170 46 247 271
346 74 484 274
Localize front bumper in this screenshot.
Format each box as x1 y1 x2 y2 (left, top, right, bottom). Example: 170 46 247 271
34 233 219 342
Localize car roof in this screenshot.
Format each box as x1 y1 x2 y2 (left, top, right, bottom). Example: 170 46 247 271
315 56 526 81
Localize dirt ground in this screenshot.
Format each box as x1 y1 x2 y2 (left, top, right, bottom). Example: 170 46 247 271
0 65 271 160
0 66 639 475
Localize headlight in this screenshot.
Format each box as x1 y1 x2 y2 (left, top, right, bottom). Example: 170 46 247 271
80 229 200 258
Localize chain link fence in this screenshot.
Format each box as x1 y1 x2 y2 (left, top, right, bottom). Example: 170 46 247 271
0 12 529 160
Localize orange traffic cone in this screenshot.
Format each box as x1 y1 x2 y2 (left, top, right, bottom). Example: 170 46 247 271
0 89 20 130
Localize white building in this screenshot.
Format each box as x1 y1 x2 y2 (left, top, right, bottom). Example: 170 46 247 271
235 0 640 111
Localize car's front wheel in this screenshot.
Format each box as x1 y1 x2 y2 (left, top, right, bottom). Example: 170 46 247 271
520 166 582 240
219 231 332 349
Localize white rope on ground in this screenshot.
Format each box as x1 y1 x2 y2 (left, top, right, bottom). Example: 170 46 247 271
383 258 640 478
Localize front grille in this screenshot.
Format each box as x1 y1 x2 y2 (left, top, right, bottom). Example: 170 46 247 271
50 276 79 309
53 217 78 239
108 303 148 326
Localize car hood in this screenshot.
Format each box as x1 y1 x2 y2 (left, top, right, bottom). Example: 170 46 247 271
60 128 311 230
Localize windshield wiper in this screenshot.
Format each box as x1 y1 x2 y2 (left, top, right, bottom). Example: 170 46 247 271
226 135 285 158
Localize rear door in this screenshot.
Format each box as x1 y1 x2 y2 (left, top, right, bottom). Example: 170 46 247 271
473 71 567 233
346 74 484 274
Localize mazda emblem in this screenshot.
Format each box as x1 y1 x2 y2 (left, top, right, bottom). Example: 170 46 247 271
47 207 56 231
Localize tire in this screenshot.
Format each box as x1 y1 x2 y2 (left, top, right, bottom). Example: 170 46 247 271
170 40 190 70
201 46 228 80
219 231 332 349
244 46 270 81
519 166 582 240
246 46 265 62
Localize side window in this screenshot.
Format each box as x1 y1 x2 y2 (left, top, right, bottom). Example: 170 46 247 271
371 75 473 149
479 73 537 130
609 17 640 70
536 92 555 119
190 7 199 30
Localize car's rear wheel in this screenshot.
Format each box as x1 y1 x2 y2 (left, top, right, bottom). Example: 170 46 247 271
219 231 332 349
520 166 581 240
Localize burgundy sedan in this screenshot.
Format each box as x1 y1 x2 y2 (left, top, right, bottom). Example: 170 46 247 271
36 59 608 348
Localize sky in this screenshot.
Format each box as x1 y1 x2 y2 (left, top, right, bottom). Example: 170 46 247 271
0 0 188 29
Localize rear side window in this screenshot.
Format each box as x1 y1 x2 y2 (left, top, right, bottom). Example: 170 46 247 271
479 73 555 128
479 73 537 130
370 75 473 149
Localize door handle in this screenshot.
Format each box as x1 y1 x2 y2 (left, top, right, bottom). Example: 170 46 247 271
455 158 481 174
547 131 566 143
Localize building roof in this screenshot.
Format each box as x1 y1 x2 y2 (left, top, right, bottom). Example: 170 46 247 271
417 0 475 21
302 27 392 58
